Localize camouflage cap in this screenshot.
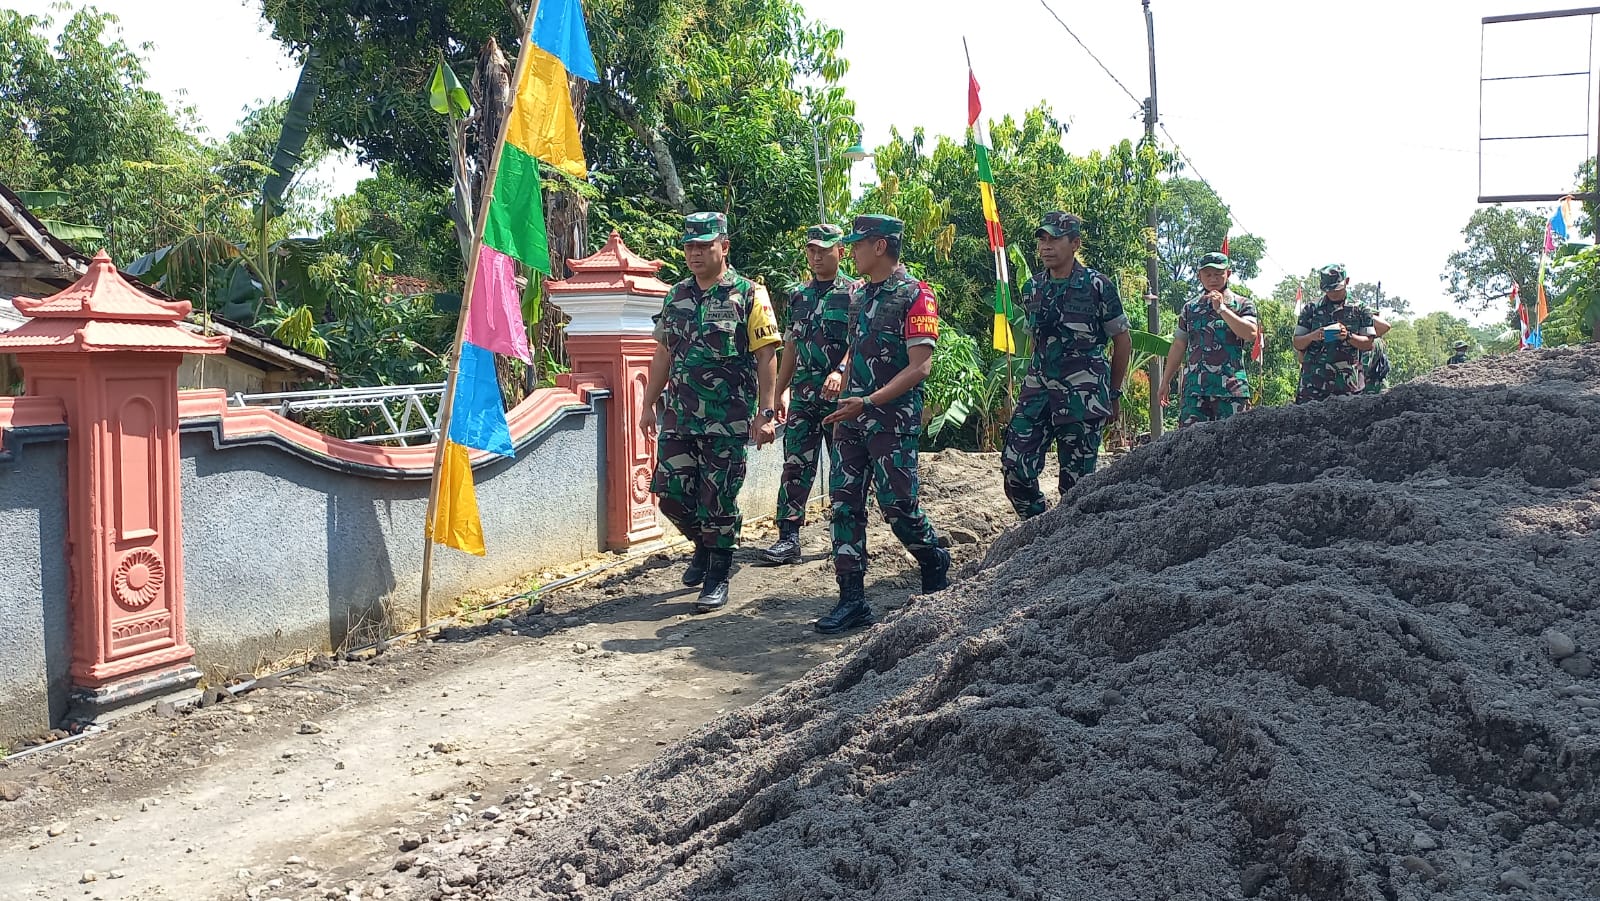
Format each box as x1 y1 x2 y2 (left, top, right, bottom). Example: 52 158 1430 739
1453 340 1470 350
1319 263 1349 291
683 212 728 244
842 214 904 245
805 224 845 248
1198 251 1232 271
1035 211 1085 239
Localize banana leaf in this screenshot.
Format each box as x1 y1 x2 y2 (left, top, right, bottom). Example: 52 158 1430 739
39 220 104 242
428 59 472 120
1127 328 1173 357
14 190 69 210
261 49 320 217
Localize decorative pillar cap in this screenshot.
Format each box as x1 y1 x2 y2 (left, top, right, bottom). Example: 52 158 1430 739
546 232 672 299
0 251 228 354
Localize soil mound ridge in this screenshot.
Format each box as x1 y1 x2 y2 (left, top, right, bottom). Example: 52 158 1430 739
488 347 1600 900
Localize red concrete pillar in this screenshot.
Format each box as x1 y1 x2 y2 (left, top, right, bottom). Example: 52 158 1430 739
0 252 227 717
547 233 671 550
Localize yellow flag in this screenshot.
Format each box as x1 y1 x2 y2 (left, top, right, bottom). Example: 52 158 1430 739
428 441 487 556
505 46 587 180
979 181 1000 225
992 311 1015 354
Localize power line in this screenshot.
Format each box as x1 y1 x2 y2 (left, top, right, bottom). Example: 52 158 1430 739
1036 0 1143 112
1159 123 1295 283
1035 0 1297 287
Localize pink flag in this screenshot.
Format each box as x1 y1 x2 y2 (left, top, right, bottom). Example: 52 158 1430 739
1544 222 1557 255
1513 283 1528 350
464 246 532 362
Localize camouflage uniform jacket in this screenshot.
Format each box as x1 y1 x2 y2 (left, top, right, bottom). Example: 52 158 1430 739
1447 351 1468 365
1018 263 1131 425
1295 297 1376 397
837 265 939 436
653 269 780 437
1177 290 1256 399
785 275 860 407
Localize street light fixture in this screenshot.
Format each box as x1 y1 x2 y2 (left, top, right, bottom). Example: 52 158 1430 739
810 124 872 223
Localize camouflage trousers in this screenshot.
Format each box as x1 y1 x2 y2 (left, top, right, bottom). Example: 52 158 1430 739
650 433 749 550
775 400 839 527
830 428 940 577
1001 392 1105 520
1294 382 1357 404
1178 394 1249 428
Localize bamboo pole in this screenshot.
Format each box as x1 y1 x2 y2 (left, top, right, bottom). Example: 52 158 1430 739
419 0 544 631
963 37 1016 407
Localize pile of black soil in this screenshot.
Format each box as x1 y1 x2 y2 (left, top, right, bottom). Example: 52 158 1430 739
485 347 1600 900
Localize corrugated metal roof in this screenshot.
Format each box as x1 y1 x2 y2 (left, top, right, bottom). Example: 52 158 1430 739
0 295 24 331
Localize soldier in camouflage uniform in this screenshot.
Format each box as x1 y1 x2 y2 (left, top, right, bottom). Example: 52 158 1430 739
1448 340 1470 365
1293 264 1378 403
1157 251 1259 427
814 214 950 634
1000 212 1132 520
640 212 781 613
759 224 860 565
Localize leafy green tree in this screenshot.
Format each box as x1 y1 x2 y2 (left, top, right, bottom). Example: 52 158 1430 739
1442 205 1546 315
1155 177 1264 312
1380 311 1476 384
1249 296 1299 407
852 104 1172 340
1349 282 1410 318
0 5 215 261
260 0 855 291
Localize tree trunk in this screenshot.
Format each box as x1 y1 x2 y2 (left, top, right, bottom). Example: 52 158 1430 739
472 38 514 212
601 90 689 214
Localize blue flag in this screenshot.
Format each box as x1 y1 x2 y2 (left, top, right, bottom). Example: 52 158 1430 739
533 0 599 82
1550 207 1569 242
449 342 515 457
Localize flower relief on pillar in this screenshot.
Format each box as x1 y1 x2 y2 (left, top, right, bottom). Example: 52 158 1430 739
546 232 672 549
0 251 228 717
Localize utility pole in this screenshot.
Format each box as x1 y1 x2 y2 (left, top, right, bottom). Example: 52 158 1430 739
1142 0 1162 440
810 122 828 223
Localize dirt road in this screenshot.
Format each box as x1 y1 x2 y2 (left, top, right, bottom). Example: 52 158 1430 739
0 450 1011 901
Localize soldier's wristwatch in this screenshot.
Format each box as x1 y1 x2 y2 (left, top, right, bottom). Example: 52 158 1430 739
1109 386 1124 399
761 408 777 421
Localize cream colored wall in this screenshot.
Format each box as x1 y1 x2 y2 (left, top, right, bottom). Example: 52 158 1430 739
179 355 266 396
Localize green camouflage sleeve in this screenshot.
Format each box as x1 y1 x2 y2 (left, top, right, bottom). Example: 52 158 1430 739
1099 274 1131 337
1293 302 1314 337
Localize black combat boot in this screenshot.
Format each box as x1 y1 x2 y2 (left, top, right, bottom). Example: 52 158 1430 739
816 572 872 634
759 523 803 565
914 546 951 594
694 550 734 613
682 540 709 587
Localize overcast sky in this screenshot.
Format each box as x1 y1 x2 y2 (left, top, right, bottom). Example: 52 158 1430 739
8 0 1596 320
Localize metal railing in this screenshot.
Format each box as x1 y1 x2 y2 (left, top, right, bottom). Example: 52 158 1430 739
229 383 445 445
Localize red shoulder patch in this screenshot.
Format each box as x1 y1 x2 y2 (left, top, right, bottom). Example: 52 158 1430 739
906 282 939 340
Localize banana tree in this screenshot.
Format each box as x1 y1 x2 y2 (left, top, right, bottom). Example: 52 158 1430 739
13 190 105 243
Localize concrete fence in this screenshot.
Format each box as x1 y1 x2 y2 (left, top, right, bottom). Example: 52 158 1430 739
0 234 793 748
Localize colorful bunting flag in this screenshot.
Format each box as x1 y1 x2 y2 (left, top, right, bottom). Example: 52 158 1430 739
428 0 599 562
482 0 600 275
967 52 1014 355
1513 283 1530 350
1551 207 1569 243
533 0 599 82
465 247 532 361
449 342 516 458
427 442 487 556
1221 234 1230 256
